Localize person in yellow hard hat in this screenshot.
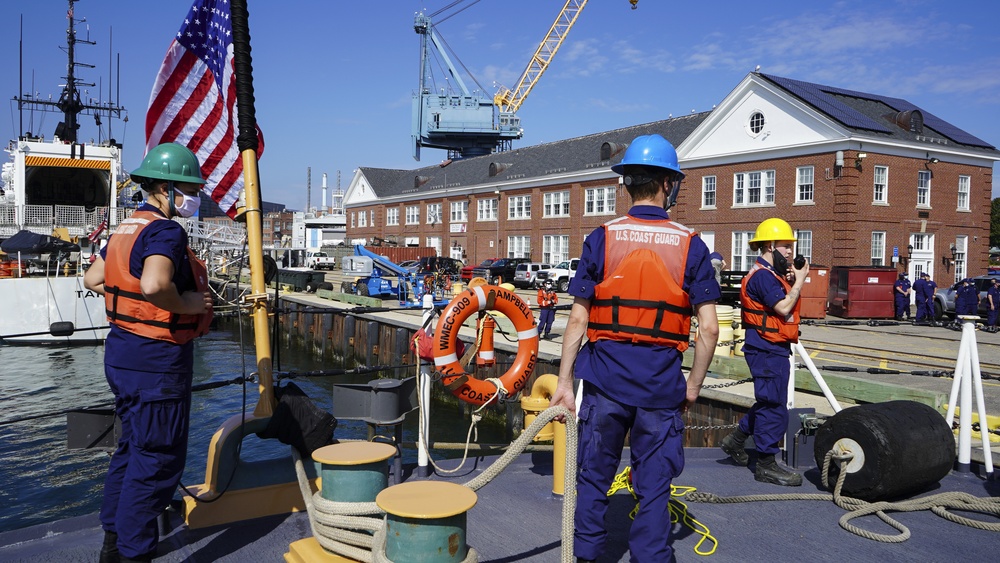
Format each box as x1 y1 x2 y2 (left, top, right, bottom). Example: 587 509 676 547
720 218 808 486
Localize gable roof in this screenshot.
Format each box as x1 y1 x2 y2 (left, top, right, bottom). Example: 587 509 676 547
356 112 709 202
760 73 997 153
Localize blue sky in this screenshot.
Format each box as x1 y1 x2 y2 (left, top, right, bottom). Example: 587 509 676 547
3 0 998 210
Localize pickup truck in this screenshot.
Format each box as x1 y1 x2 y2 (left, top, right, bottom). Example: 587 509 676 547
535 258 579 292
471 257 530 285
306 251 337 270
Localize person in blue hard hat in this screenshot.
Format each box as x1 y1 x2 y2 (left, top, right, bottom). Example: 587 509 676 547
84 142 214 563
549 134 720 563
987 278 1000 333
719 217 808 487
893 271 911 321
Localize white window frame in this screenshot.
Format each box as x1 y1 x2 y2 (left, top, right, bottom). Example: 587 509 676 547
796 166 814 203
873 165 888 204
350 212 355 228
426 203 442 224
477 198 498 221
733 170 775 206
917 170 931 207
732 231 756 271
386 207 399 226
405 206 420 225
954 235 968 282
585 186 616 215
358 210 368 228
702 176 716 208
508 235 530 258
508 195 531 220
795 230 813 261
543 191 571 218
871 231 885 266
426 236 441 256
450 201 468 222
543 234 570 264
957 175 970 211
370 210 375 226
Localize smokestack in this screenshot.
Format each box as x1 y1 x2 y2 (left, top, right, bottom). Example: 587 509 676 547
306 167 311 213
322 173 328 215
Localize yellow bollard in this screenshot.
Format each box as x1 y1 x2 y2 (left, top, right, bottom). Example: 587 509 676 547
520 374 558 442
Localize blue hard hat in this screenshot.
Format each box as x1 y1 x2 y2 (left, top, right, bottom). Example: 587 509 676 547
710 252 723 261
611 134 684 179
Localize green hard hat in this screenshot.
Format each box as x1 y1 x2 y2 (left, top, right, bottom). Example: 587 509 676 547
131 142 206 185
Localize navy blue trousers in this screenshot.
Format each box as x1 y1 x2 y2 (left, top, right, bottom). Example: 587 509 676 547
737 347 790 456
538 307 555 335
575 382 684 562
990 307 999 327
894 296 910 318
100 365 192 558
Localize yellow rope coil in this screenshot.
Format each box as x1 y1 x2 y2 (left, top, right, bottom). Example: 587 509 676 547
606 466 719 556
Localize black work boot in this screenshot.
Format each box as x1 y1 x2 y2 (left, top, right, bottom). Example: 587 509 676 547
720 429 749 466
99 530 119 563
755 454 802 486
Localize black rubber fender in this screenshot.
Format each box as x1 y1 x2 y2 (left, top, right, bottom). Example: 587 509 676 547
813 400 955 501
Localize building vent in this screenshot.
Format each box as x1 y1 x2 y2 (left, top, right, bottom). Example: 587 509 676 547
414 175 430 188
601 142 628 161
489 162 511 177
894 110 924 134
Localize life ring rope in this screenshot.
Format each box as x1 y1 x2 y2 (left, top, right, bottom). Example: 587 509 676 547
433 284 539 406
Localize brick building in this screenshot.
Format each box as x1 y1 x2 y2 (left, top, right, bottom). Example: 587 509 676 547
343 73 999 287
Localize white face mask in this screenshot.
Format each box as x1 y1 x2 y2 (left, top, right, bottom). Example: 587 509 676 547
176 191 201 218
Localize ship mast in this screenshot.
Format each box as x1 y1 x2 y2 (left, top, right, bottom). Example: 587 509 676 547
16 0 125 143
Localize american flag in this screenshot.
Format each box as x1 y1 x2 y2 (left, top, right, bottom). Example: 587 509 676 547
145 0 264 219
88 211 108 243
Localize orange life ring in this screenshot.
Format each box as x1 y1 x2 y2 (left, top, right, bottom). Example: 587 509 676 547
433 284 539 406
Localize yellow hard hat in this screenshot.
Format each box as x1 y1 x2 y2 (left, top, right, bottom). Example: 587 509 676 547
749 218 795 247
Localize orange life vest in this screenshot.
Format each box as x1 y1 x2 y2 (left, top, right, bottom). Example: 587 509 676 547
537 289 558 308
103 211 212 344
740 264 800 344
587 215 694 350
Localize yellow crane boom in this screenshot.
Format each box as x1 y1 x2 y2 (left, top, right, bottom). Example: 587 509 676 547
492 0 587 115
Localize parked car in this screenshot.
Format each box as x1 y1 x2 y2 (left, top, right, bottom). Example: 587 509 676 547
462 258 498 282
512 262 551 289
397 260 421 274
932 274 1000 320
535 258 579 292
306 251 336 270
472 258 530 285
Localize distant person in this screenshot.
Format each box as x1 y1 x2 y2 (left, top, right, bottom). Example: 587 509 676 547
537 278 558 339
548 134 720 562
988 278 1000 333
912 272 929 324
893 272 911 321
920 273 939 325
710 251 726 286
955 277 979 326
84 143 213 563
720 217 807 487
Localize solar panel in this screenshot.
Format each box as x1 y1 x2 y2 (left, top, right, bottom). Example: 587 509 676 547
762 74 995 149
763 74 891 133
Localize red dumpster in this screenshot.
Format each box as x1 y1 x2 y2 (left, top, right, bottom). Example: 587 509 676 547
800 265 829 319
826 266 897 319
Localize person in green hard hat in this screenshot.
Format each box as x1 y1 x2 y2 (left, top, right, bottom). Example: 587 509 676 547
84 142 214 562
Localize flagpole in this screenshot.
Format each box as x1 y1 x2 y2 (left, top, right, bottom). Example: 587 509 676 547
230 0 274 418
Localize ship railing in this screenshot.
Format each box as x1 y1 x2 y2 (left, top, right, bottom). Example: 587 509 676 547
0 204 136 239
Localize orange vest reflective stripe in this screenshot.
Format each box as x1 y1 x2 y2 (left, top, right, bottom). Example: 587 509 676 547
587 215 694 349
104 211 212 344
740 264 800 344
537 289 557 308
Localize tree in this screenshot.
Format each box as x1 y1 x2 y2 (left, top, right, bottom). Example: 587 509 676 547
992 198 1000 249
